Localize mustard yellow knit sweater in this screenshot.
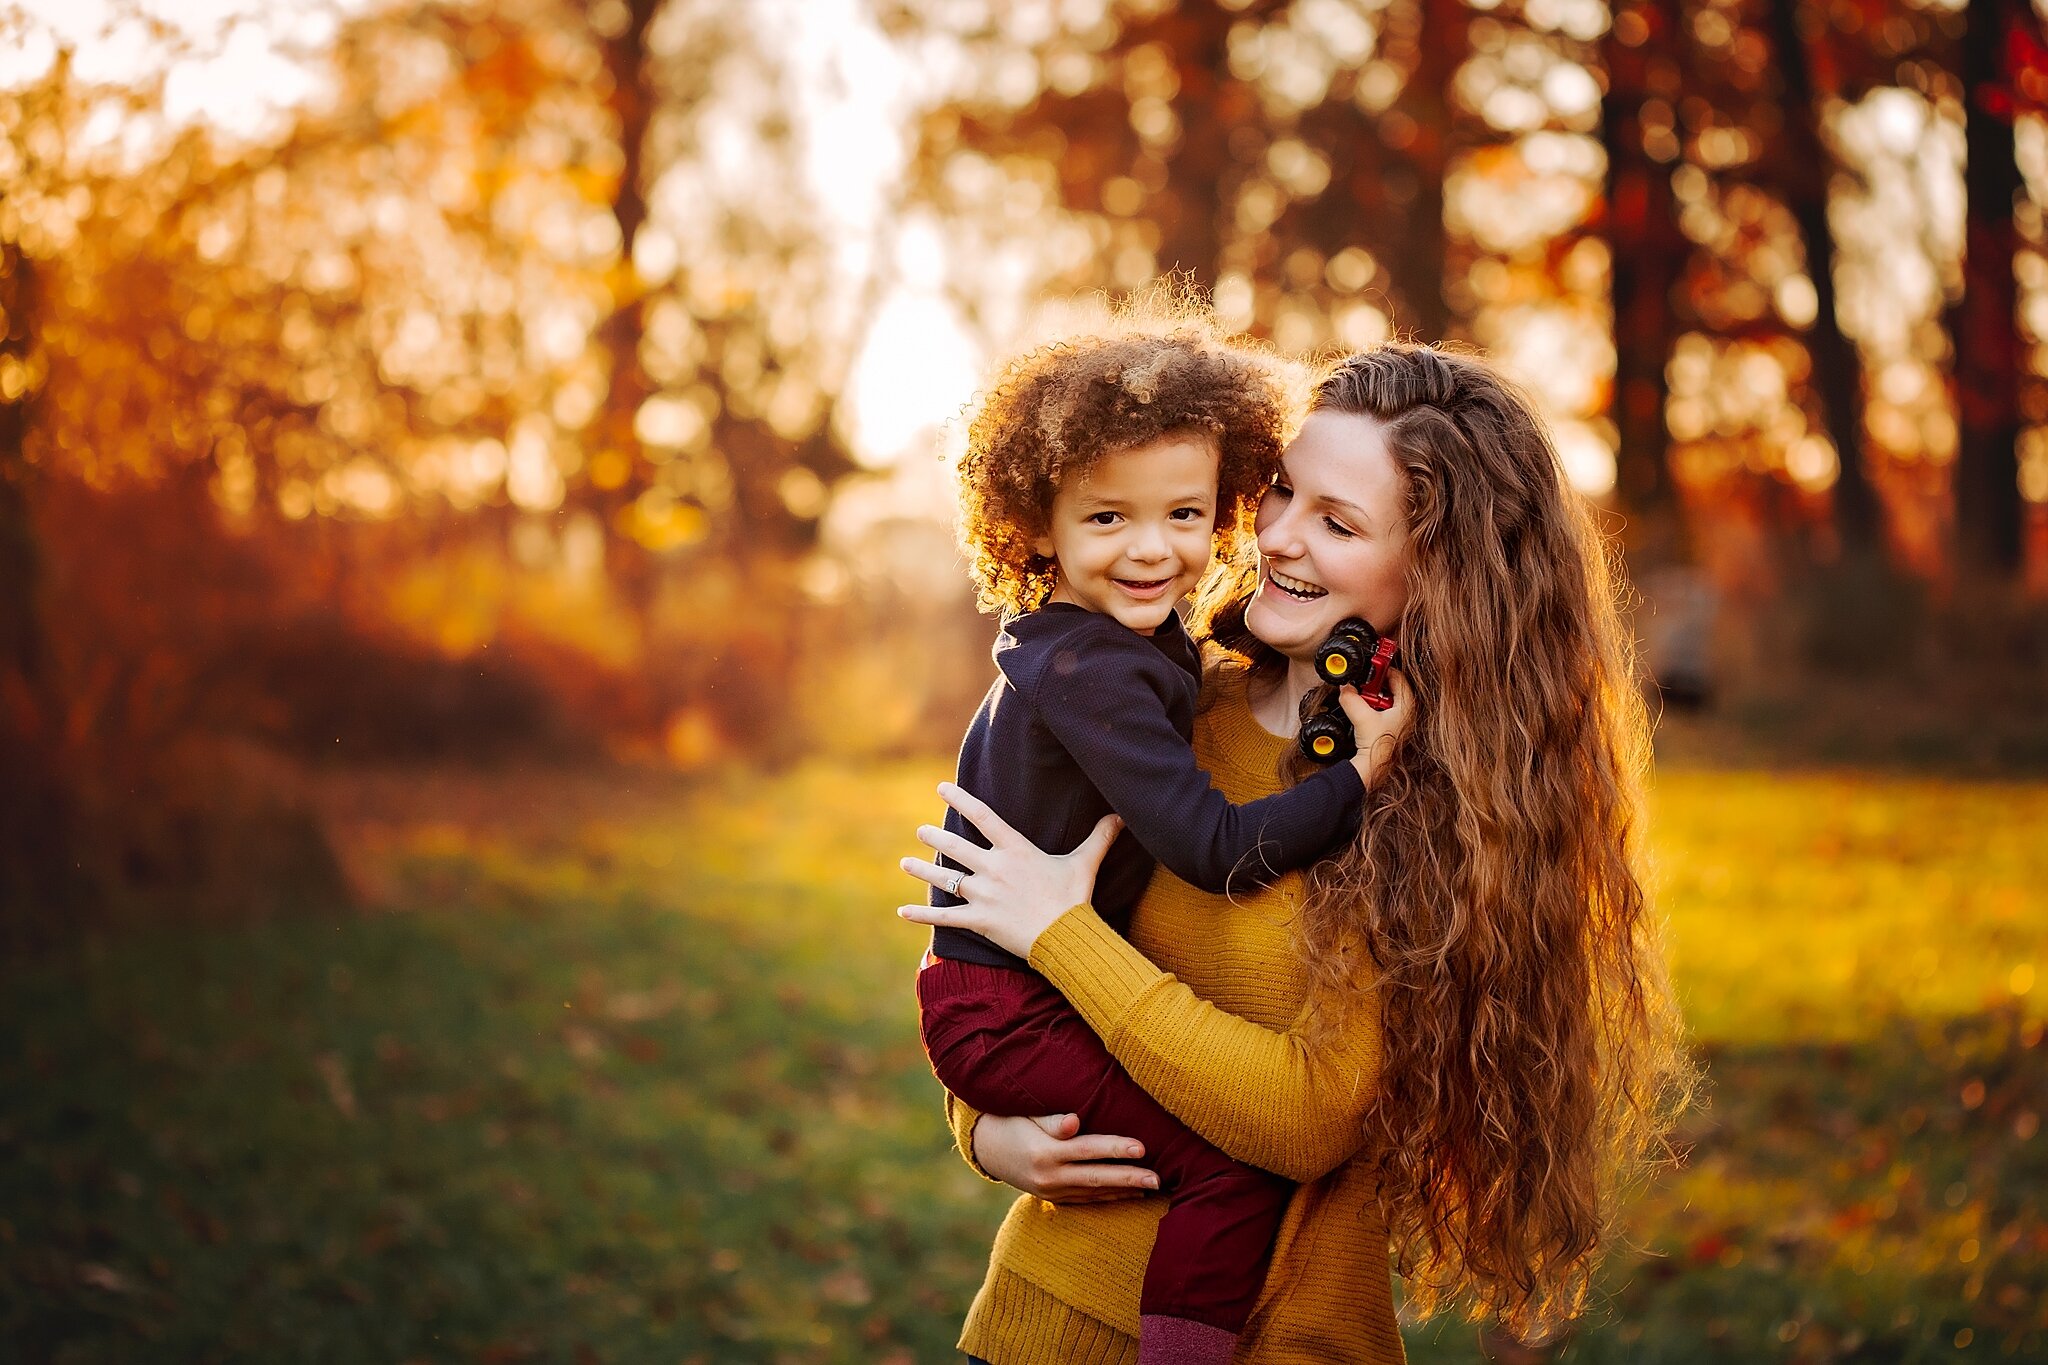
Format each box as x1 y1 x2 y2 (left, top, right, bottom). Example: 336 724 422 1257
942 656 1406 1365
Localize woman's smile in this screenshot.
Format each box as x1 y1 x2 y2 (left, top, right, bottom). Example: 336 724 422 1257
1261 567 1327 601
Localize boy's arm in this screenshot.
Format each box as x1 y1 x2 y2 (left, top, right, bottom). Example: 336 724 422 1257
1032 633 1364 893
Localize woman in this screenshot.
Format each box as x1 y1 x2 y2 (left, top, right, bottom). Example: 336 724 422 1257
901 344 1696 1363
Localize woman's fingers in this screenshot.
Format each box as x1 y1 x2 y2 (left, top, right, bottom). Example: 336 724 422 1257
899 855 967 893
1383 665 1413 716
1054 1190 1147 1203
896 901 970 928
1051 1131 1149 1164
915 823 990 870
1387 665 1411 702
936 781 1022 848
1068 812 1124 871
1050 1157 1158 1192
1023 1114 1154 1184
1029 1113 1083 1139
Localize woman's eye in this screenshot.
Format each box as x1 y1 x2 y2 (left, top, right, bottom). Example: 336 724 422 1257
1323 516 1355 538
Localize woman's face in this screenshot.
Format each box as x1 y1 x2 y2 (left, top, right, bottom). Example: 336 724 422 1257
1245 409 1412 663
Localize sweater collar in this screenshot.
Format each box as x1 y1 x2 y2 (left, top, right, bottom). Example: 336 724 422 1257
1198 657 1299 781
997 600 1197 661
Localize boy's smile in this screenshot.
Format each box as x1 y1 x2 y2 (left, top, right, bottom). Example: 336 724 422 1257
1033 431 1221 634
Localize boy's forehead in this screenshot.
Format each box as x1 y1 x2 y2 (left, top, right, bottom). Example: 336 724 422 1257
1072 432 1221 494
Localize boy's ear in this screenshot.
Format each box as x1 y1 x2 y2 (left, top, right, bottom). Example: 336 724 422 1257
1031 532 1056 559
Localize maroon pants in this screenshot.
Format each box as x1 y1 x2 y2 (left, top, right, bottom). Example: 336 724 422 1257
917 954 1291 1332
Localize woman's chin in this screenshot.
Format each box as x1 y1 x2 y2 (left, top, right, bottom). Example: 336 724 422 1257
1246 586 1330 654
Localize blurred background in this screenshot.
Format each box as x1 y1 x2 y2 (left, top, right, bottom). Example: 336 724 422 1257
0 0 2043 1361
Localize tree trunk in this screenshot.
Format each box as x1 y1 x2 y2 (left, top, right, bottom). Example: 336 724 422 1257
1600 0 1688 559
1765 0 1883 564
1389 0 1461 342
1149 5 1236 289
1948 0 2025 577
0 242 86 941
592 0 665 625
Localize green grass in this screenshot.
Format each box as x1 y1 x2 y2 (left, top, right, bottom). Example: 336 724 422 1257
2 762 2044 1363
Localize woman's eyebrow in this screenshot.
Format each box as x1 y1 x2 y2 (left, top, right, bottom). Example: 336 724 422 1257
1315 492 1373 527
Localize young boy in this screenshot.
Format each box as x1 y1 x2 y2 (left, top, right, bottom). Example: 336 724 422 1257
915 329 1375 1365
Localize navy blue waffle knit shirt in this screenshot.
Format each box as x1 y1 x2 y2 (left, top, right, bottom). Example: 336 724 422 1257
928 601 1366 972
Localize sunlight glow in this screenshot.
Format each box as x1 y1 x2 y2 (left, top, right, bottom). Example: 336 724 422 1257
11 0 365 150
845 290 984 468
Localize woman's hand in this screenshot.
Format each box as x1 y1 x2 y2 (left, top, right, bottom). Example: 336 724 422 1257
897 782 1122 961
972 1112 1159 1202
1341 666 1414 790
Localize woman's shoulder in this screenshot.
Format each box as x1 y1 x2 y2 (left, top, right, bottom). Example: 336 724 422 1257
1194 637 1252 700
1189 640 1296 792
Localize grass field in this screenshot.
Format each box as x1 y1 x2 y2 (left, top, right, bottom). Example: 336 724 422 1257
3 761 2044 1363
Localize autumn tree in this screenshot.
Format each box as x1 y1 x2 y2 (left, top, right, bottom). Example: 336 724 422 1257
0 223 80 935
894 0 1671 550
887 0 1469 354
1758 0 1883 559
0 40 154 933
40 0 872 741
1947 0 2027 577
1599 0 1687 547
0 0 900 926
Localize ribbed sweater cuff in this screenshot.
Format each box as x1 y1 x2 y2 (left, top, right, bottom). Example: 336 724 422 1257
945 1090 999 1183
1027 905 1167 1046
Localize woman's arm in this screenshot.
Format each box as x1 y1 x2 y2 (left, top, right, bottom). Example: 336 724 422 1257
946 1098 1162 1202
1028 903 1380 1182
944 1090 998 1182
900 787 1382 1184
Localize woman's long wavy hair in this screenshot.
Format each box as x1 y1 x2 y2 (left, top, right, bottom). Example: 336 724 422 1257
1191 344 1698 1340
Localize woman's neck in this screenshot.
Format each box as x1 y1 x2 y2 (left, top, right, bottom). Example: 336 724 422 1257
1244 655 1323 738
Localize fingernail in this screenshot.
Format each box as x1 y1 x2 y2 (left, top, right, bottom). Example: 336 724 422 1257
1142 1175 1159 1189
1125 1145 1143 1159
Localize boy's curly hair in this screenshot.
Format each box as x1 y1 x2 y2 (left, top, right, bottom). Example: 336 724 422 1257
956 326 1296 616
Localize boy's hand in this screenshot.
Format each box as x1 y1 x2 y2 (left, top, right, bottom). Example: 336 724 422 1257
1341 666 1413 789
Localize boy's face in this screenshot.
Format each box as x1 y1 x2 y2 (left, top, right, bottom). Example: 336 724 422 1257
1033 431 1220 635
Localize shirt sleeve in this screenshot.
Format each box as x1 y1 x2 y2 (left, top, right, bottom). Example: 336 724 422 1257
1025 624 1365 894
1026 904 1381 1184
943 1089 999 1184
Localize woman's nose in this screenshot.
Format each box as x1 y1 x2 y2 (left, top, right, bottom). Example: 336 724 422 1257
1257 505 1304 558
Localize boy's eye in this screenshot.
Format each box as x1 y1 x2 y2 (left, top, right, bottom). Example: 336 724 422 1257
1169 506 1207 522
1268 480 1293 499
1086 511 1119 525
